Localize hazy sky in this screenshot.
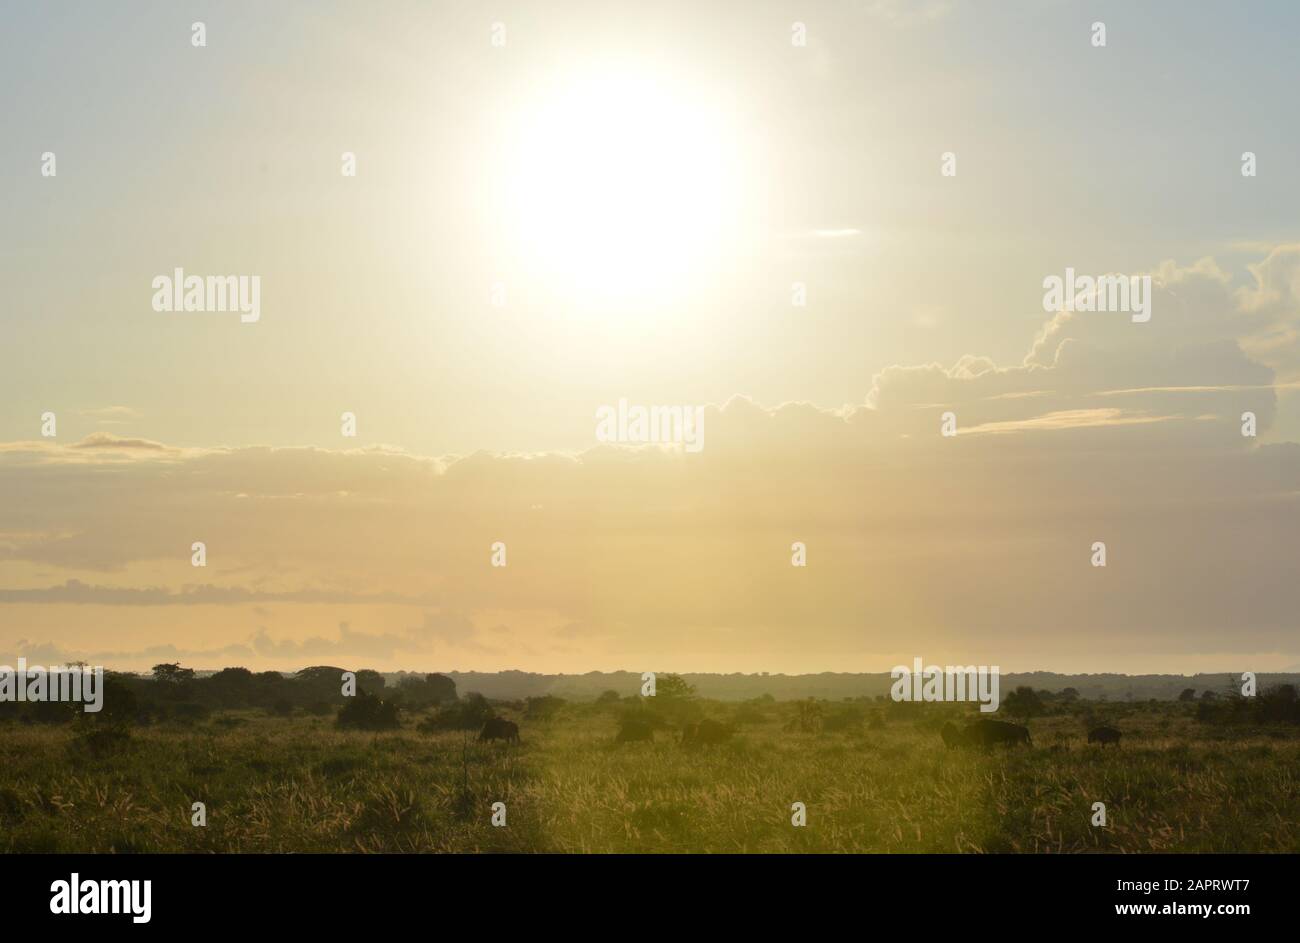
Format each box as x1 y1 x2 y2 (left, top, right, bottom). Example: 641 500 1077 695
3 0 1300 674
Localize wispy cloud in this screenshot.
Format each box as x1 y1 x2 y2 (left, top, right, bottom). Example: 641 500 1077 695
960 408 1177 436
78 406 140 423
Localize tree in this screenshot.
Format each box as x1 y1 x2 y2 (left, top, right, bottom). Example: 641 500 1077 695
791 699 824 733
295 666 347 685
654 674 696 700
425 673 457 704
96 675 140 725
1258 684 1300 724
336 689 399 730
644 674 700 724
294 666 350 703
1002 686 1045 722
151 663 195 685
421 692 494 731
394 672 457 708
201 666 256 708
1179 688 1197 702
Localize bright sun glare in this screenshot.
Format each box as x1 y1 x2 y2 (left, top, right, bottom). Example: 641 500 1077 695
496 71 743 307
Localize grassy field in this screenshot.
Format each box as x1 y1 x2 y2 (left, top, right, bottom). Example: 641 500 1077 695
1 700 1296 853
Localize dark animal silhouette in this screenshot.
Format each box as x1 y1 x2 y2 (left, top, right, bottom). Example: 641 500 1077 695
681 718 732 747
477 717 520 744
615 717 655 743
940 722 964 749
965 719 1031 748
1087 725 1122 746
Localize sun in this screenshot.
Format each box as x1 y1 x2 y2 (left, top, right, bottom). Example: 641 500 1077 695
491 69 744 308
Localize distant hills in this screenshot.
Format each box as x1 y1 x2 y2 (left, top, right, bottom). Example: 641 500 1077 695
388 669 1300 702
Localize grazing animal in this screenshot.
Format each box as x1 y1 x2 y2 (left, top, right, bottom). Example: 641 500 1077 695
680 718 732 747
477 717 520 744
1087 725 1122 746
615 717 655 743
965 719 1032 748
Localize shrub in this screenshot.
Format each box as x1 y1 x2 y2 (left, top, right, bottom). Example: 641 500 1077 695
27 700 79 725
394 673 458 708
421 692 495 732
167 702 211 725
336 690 400 731
525 695 566 720
822 707 865 733
70 725 132 759
615 716 655 742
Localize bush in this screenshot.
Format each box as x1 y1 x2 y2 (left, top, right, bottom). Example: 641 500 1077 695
1198 685 1300 726
822 706 865 733
27 700 79 725
166 702 211 725
336 690 400 731
615 715 655 742
394 673 458 708
525 695 566 720
619 704 674 730
421 693 495 732
96 677 140 726
70 725 132 759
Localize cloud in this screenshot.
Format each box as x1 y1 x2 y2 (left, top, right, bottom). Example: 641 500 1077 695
3 638 255 668
79 406 140 423
960 408 1177 436
861 0 956 27
412 610 477 644
2 622 431 669
3 250 1300 671
250 622 429 661
868 256 1281 446
71 432 169 451
0 580 441 607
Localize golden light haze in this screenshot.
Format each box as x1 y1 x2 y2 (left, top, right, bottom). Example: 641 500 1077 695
4 2 1300 675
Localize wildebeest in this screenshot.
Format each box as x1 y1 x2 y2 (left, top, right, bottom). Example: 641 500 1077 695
1087 725 1122 746
964 719 1032 748
477 717 520 744
680 718 732 747
615 717 655 743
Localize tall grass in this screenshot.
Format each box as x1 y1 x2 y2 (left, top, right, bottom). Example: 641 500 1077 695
0 703 1294 852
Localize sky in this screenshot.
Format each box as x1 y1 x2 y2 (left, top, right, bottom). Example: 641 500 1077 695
2 0 1300 674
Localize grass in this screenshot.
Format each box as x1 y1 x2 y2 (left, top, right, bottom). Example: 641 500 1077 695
0 702 1295 853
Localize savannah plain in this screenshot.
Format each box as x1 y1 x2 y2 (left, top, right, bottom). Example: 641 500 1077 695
0 675 1296 854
